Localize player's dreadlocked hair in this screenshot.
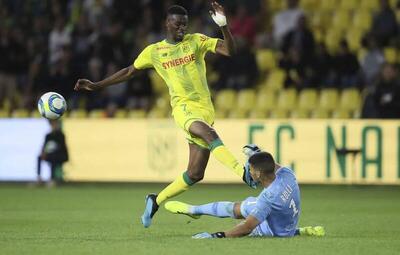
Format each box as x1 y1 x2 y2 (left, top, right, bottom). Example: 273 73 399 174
167 5 188 16
248 152 276 174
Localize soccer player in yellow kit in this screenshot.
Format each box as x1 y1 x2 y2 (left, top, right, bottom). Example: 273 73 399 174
74 2 256 228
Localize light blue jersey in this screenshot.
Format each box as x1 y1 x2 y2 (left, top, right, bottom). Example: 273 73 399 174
240 167 300 237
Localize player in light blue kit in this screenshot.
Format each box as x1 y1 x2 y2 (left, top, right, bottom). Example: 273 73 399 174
165 148 325 238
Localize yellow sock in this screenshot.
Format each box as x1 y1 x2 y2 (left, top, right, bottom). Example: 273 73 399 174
210 139 244 177
156 173 193 205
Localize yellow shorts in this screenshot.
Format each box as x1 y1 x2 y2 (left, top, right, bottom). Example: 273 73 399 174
172 103 215 149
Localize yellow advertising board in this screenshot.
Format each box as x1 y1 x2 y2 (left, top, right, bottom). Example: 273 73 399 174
63 119 400 185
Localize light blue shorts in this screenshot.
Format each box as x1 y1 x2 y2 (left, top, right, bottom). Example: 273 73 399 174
240 196 274 237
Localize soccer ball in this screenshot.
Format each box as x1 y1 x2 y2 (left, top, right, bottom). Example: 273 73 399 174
37 92 67 120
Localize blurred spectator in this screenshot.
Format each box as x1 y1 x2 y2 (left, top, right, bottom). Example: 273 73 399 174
311 43 333 87
104 62 128 115
212 36 258 90
37 119 69 186
331 41 360 88
230 4 256 44
360 36 385 86
280 14 315 89
126 70 153 111
3 0 399 120
0 26 27 109
370 0 398 47
273 0 304 47
281 15 315 66
83 0 113 27
84 56 105 110
71 15 92 72
49 16 72 64
279 47 314 90
372 63 400 118
48 45 76 100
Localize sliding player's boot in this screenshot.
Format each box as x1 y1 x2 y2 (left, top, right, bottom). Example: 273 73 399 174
141 193 159 228
164 201 200 219
299 226 325 237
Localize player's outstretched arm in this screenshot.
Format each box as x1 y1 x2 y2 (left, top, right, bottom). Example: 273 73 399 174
209 1 236 56
224 215 259 237
74 65 138 91
193 215 260 239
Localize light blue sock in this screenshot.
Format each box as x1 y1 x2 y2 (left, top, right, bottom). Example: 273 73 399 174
190 202 235 218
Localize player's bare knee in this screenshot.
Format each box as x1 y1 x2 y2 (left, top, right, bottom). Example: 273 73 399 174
187 170 205 183
233 202 244 219
189 122 219 144
202 127 219 144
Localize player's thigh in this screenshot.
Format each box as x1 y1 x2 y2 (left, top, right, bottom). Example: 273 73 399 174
188 120 220 144
240 196 258 218
172 104 214 148
186 143 210 179
233 202 245 219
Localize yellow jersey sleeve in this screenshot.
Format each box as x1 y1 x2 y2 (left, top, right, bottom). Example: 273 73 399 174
133 45 153 69
194 33 218 54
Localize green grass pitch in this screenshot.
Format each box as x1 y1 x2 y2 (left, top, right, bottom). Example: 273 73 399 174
1 183 399 255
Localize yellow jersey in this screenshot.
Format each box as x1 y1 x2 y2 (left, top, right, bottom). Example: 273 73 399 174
133 33 218 111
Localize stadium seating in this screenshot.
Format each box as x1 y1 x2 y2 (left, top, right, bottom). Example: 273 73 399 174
311 108 330 119
249 109 268 119
263 69 285 91
277 89 298 111
332 10 351 32
88 110 106 118
339 0 360 11
31 110 42 118
291 108 309 118
256 90 277 114
115 110 128 118
310 12 331 31
320 0 337 11
149 70 168 95
0 109 9 118
269 0 285 11
384 47 398 64
324 29 342 53
128 110 146 118
300 0 319 12
0 0 381 121
236 89 256 113
297 89 318 112
11 109 30 118
147 108 167 118
215 89 236 112
346 28 363 52
270 108 289 119
228 108 247 118
360 0 379 11
339 88 361 116
352 10 372 32
68 110 87 118
319 88 339 113
332 108 351 119
256 49 277 72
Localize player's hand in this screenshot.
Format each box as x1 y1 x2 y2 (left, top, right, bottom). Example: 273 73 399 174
243 162 258 189
192 232 226 239
209 1 227 27
192 232 213 239
242 144 261 158
74 79 95 91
